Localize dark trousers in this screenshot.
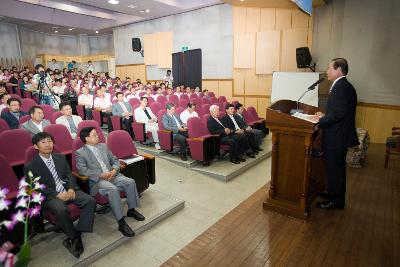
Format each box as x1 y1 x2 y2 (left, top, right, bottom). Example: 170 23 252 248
42 190 96 239
324 148 348 205
101 111 113 133
85 108 93 120
174 131 189 155
221 134 246 160
243 130 258 151
122 116 135 139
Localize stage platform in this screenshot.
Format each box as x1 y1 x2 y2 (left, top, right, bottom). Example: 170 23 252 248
29 189 184 267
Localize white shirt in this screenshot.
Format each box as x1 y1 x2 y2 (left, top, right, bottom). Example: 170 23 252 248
52 85 66 95
228 114 240 130
49 62 60 71
173 115 181 128
330 75 346 93
163 74 173 84
87 64 94 73
180 109 199 124
32 120 44 132
134 106 156 124
94 96 112 110
119 102 128 113
0 104 7 113
151 94 158 101
213 116 225 127
78 94 93 108
174 92 182 99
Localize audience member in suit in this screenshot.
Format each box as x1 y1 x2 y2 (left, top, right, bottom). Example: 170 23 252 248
313 58 359 210
207 105 247 164
75 127 145 237
222 104 257 159
0 98 27 129
56 102 83 139
21 106 51 136
234 103 264 151
112 92 135 139
24 132 95 258
133 97 161 149
162 103 189 161
93 85 113 133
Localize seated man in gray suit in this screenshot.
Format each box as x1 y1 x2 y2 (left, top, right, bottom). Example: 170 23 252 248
161 103 189 161
111 92 135 139
75 127 145 237
21 106 51 136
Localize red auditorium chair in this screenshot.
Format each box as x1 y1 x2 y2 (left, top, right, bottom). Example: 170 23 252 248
175 107 185 117
209 96 218 104
208 92 215 98
189 93 198 99
21 98 37 113
187 117 217 164
147 97 155 105
43 124 73 155
107 130 156 193
178 98 189 108
128 98 140 108
0 154 19 200
76 120 106 143
156 95 167 105
76 104 86 120
10 94 22 100
156 110 175 152
19 115 30 125
191 98 201 108
218 96 227 103
244 107 268 135
149 102 163 115
0 129 32 167
25 144 61 163
180 94 189 101
202 114 230 157
0 118 10 133
39 104 55 121
168 95 179 106
50 111 63 124
199 104 210 118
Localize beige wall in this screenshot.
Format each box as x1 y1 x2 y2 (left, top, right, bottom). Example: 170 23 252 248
115 64 146 83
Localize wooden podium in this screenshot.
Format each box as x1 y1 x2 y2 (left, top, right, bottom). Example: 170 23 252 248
263 100 326 220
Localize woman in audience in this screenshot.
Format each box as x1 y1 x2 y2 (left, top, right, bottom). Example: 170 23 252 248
19 75 31 91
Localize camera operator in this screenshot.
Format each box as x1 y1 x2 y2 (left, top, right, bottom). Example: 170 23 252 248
32 64 54 106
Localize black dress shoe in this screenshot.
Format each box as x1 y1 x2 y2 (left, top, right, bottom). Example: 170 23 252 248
246 152 256 158
118 223 135 237
63 238 80 258
237 156 246 162
127 208 145 221
258 147 263 151
180 153 188 161
76 236 84 254
319 192 329 200
230 159 240 164
316 200 344 210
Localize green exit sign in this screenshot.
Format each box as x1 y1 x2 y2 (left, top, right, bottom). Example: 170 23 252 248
182 46 189 52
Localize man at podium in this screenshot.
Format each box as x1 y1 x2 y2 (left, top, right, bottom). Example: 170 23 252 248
313 58 359 209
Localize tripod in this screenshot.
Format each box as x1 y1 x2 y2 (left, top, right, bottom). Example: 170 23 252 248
37 77 59 107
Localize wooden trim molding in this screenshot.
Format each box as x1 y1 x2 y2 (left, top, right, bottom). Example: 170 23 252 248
357 102 400 111
115 63 146 67
202 79 234 81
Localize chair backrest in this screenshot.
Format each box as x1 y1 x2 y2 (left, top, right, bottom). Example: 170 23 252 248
139 92 146 97
247 106 261 120
178 98 189 108
76 120 106 143
50 111 63 124
19 115 30 125
128 98 140 108
208 92 215 98
189 93 198 99
10 94 21 100
71 138 85 173
24 144 61 163
107 130 138 158
200 104 210 117
146 96 155 104
156 95 167 105
157 110 167 130
218 96 227 103
0 129 32 166
168 95 179 106
202 114 211 129
176 107 185 116
191 98 201 108
39 104 55 120
21 98 37 113
149 102 163 115
0 154 19 193
187 117 210 138
43 124 73 153
209 97 218 104
180 94 189 101
242 108 252 123
0 118 10 133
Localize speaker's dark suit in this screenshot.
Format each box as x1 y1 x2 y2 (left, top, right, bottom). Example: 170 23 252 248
24 153 95 239
207 116 246 160
1 110 27 129
318 77 359 206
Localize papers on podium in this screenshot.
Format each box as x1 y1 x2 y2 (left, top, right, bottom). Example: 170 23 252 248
291 112 319 124
119 154 144 165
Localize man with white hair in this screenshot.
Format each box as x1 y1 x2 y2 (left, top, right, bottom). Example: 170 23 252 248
206 105 246 164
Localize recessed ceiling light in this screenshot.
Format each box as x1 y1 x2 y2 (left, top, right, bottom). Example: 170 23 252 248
52 26 59 29
240 0 245 2
139 10 145 13
68 28 74 31
95 30 99 34
128 5 136 8
108 0 119 4
54 30 58 33
145 9 150 13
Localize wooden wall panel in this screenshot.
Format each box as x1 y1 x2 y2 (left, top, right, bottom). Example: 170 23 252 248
143 34 157 65
281 28 308 71
245 97 258 112
116 65 147 82
275 9 292 30
233 6 247 34
156 32 172 68
246 8 261 33
231 96 245 104
257 98 270 118
256 31 280 74
218 81 233 99
291 9 309 28
244 68 258 95
234 34 256 68
257 74 272 96
202 81 219 96
233 69 245 95
260 8 276 31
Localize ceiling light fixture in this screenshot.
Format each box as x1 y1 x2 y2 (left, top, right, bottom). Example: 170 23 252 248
54 30 58 33
108 0 119 4
145 9 150 13
68 28 74 31
128 5 136 8
95 30 99 34
52 26 59 29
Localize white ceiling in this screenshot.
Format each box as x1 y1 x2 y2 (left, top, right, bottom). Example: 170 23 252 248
0 0 222 35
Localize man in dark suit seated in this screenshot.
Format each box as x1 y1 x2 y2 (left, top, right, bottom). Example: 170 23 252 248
222 104 257 158
234 103 264 152
312 58 359 210
111 92 135 139
0 97 27 129
24 132 96 258
75 127 145 237
207 105 247 164
20 106 51 136
161 103 189 161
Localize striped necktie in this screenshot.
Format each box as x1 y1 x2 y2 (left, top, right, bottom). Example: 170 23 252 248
46 158 66 193
92 147 109 173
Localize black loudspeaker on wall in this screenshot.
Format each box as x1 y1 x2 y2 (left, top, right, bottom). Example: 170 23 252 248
132 38 142 52
296 47 315 71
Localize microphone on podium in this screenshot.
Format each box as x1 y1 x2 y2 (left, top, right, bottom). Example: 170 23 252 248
290 78 325 115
